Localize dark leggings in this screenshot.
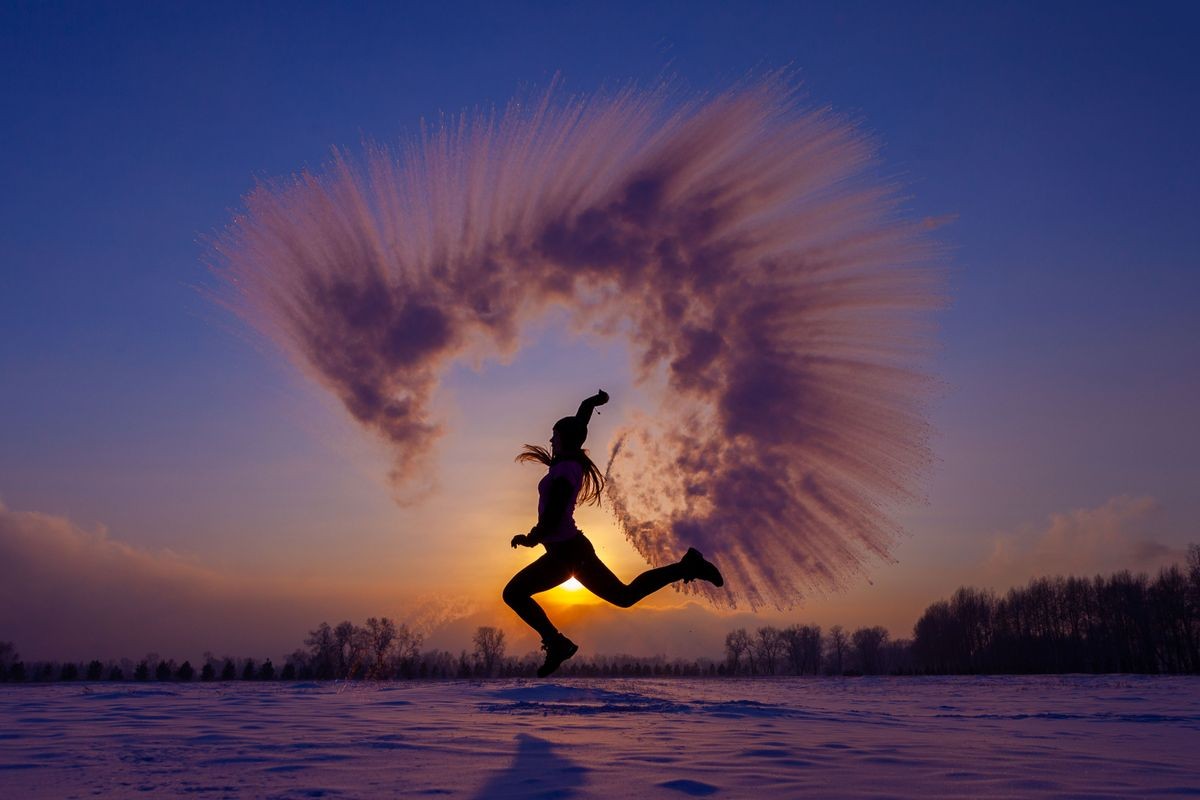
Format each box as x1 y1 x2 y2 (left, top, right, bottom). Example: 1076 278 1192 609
503 534 687 641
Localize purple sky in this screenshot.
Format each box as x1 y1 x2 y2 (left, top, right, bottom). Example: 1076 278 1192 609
1 2 1198 661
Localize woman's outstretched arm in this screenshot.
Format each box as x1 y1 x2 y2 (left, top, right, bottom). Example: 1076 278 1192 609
576 389 609 421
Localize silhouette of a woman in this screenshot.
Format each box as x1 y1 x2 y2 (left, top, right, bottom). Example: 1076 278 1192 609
505 390 724 677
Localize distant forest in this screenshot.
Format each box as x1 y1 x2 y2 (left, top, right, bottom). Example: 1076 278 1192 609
3 545 1197 681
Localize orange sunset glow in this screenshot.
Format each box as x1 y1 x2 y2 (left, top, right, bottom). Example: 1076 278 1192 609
3 5 1199 798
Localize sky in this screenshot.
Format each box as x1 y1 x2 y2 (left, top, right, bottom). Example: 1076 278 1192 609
2 1 1198 662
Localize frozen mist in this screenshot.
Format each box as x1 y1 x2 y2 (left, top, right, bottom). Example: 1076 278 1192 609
212 79 943 610
2 677 1197 798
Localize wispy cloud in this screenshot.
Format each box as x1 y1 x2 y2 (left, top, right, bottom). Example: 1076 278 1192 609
0 502 469 661
982 494 1187 585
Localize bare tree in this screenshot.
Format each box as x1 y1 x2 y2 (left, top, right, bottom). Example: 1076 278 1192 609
1152 566 1193 673
882 638 915 674
951 587 996 672
285 649 311 680
1188 544 1200 667
365 617 398 679
913 600 957 673
826 625 848 675
781 625 823 675
803 625 824 675
851 626 889 674
753 627 785 675
328 621 372 678
422 649 455 679
724 628 750 675
334 621 356 678
781 626 804 674
351 626 373 678
472 627 506 677
389 624 424 679
305 622 339 679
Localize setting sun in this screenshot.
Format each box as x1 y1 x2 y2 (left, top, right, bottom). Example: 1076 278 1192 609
543 576 601 607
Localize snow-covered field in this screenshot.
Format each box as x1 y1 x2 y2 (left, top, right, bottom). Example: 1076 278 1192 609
2 676 1197 798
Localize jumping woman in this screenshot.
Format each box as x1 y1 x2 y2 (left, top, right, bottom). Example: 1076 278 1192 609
504 389 725 677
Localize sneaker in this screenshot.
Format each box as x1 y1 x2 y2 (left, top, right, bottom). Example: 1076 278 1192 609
681 547 724 587
536 633 579 678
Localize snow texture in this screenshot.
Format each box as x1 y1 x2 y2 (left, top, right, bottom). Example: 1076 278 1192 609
1 677 1197 798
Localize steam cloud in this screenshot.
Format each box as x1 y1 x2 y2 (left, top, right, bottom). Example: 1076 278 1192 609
213 79 943 609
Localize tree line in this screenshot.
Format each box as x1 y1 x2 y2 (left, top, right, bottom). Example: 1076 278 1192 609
910 545 1200 674
720 623 911 676
0 623 724 682
2 545 1196 681
720 544 1200 676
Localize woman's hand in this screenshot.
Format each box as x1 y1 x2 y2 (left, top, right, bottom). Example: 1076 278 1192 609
511 533 534 548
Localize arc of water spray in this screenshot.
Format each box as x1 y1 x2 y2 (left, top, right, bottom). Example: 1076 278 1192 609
212 77 944 610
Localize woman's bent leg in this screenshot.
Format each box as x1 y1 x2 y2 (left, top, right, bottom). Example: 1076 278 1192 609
575 551 688 609
503 554 574 640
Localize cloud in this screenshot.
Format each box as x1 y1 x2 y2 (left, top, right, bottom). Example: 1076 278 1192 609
982 494 1188 585
212 78 943 610
0 502 463 662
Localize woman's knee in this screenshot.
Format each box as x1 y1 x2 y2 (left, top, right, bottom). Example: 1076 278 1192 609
502 580 525 608
598 586 636 609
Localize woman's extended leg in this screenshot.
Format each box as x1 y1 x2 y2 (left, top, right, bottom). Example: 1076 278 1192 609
574 549 689 609
502 554 574 640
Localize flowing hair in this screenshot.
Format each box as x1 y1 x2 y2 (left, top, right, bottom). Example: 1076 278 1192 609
515 445 605 506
